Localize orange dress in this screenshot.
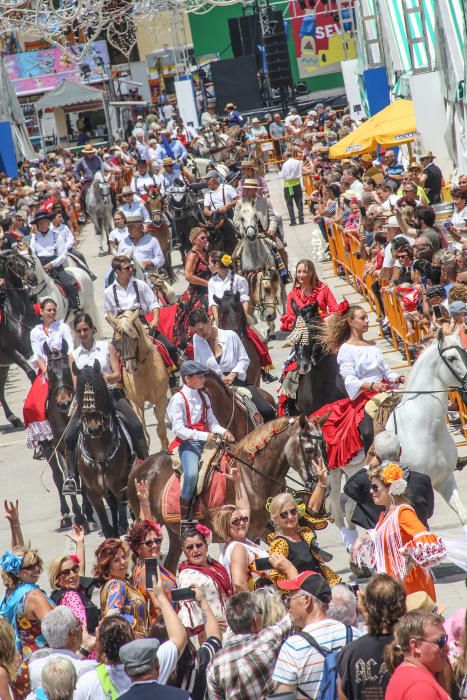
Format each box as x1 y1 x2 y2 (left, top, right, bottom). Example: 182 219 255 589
358 504 446 600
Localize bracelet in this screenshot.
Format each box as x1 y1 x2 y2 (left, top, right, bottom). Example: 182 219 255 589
78 647 90 657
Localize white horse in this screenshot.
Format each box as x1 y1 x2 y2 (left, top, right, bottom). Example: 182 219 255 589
185 154 230 181
327 330 467 547
128 252 176 305
86 171 113 254
19 247 102 335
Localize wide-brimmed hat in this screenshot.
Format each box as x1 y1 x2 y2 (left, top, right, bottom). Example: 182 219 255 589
241 160 256 169
162 157 174 166
121 186 133 195
408 161 423 172
126 213 144 224
31 210 51 224
81 144 97 154
419 150 435 160
243 179 259 189
406 591 445 616
225 102 235 110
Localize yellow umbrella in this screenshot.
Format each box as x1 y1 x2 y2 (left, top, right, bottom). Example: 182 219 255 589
329 99 416 159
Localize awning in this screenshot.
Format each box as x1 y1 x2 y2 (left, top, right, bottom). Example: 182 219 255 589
35 80 104 110
329 99 417 159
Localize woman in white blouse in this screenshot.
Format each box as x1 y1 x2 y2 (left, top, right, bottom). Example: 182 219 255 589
189 308 275 422
313 304 405 469
208 250 250 324
24 298 74 454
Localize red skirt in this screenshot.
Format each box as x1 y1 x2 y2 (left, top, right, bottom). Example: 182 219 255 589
245 327 273 371
312 390 376 469
23 373 48 427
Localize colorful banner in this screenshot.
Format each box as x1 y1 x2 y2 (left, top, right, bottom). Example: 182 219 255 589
4 40 109 96
288 0 356 79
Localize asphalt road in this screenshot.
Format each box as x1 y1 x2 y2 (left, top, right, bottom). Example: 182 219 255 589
1 172 466 614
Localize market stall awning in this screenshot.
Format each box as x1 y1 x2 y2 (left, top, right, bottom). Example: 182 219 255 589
329 99 417 159
35 80 104 110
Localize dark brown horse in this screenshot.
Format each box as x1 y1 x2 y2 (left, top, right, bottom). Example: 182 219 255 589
127 415 324 573
215 290 262 386
203 370 256 439
73 361 131 537
144 188 175 281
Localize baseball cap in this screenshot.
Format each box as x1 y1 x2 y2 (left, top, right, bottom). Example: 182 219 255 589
180 360 209 377
205 170 221 180
119 638 160 676
277 571 332 604
449 301 467 316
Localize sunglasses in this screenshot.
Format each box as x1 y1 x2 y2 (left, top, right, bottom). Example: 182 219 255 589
22 562 40 571
185 542 205 551
120 265 132 271
230 515 249 527
59 564 80 576
414 634 448 649
142 538 162 547
279 507 298 520
370 483 381 492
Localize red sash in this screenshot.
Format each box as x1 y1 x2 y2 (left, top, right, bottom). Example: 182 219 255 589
245 327 273 370
168 390 209 453
23 372 49 427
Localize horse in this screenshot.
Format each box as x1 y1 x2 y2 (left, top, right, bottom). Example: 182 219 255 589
42 340 95 530
203 370 257 439
185 154 230 181
144 188 175 282
290 301 346 416
106 311 169 449
327 330 467 547
127 414 325 572
17 246 101 334
127 255 176 306
0 252 37 427
85 171 114 254
250 267 282 340
73 361 131 537
215 291 261 386
168 183 204 259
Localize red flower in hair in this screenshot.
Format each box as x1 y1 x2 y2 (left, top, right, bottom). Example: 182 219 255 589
145 520 162 536
195 524 211 539
69 555 80 564
33 303 42 317
337 299 350 316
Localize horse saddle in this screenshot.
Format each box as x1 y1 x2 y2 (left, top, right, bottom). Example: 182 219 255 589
231 386 263 428
172 440 222 495
163 442 227 523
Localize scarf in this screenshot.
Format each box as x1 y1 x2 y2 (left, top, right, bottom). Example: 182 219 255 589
178 558 233 600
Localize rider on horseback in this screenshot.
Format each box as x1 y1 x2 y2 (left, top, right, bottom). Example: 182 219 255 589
167 360 235 525
30 211 80 311
71 144 105 219
62 312 150 495
130 160 162 198
203 170 238 246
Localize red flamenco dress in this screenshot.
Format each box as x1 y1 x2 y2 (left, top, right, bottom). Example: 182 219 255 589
173 252 210 355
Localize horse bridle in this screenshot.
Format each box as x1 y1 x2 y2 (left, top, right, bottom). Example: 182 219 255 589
254 270 278 318
438 342 467 390
3 253 36 290
47 353 74 409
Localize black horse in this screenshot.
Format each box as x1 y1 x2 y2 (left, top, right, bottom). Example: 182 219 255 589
73 361 131 537
43 340 95 530
0 252 38 428
215 290 262 386
290 301 346 415
169 185 205 259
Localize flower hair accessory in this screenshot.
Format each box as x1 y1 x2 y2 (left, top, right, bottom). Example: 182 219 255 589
337 299 350 316
69 555 80 565
0 550 23 574
195 524 212 539
381 462 408 496
33 303 42 317
221 254 232 267
145 520 162 537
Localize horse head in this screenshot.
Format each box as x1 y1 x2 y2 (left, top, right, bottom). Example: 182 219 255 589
214 290 247 336
253 267 279 323
237 200 258 241
94 171 112 200
74 360 112 437
2 250 37 290
437 328 467 391
284 415 328 490
290 301 322 375
107 310 143 374
170 181 188 212
43 339 74 412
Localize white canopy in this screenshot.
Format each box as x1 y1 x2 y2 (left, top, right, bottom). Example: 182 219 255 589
35 80 104 110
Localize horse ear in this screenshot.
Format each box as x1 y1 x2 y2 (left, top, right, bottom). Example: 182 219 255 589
62 338 68 354
437 327 445 345
72 361 80 377
106 314 118 329
291 299 300 315
234 291 240 302
311 302 319 316
298 414 308 429
43 342 50 357
314 411 330 428
213 294 222 305
93 359 101 373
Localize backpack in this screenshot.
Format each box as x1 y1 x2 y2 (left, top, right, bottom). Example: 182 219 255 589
296 625 353 700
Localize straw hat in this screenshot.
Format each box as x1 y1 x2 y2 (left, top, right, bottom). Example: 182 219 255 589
406 591 445 616
419 150 435 160
81 144 97 154
243 179 259 189
162 157 174 166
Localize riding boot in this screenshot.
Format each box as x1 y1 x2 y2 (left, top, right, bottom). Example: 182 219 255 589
180 497 197 531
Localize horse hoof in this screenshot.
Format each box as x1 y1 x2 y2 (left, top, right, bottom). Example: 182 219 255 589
8 416 24 429
58 515 72 531
349 561 372 579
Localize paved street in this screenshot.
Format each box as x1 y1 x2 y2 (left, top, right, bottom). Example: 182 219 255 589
1 174 466 614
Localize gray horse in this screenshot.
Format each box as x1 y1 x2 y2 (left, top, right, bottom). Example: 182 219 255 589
86 171 113 255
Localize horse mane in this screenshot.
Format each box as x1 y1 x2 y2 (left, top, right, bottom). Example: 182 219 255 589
230 416 291 457
218 291 248 336
203 369 235 400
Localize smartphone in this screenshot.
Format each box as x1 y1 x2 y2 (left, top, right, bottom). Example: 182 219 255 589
145 558 158 590
444 221 453 229
255 557 272 571
171 587 196 602
433 304 443 319
360 206 366 217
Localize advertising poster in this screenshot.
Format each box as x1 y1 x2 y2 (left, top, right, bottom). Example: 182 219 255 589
288 0 356 78
4 40 109 96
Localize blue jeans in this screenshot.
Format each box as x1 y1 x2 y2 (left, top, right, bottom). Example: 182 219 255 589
179 440 204 500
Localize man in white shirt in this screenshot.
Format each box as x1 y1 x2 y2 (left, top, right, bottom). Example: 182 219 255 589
117 213 164 270
130 160 162 198
50 208 96 280
167 360 234 523
279 151 304 226
203 171 237 219
120 186 151 223
30 210 81 309
160 158 185 194
28 606 96 695
201 100 218 128
273 572 361 697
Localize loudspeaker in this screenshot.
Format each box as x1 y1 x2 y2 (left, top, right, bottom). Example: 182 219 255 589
211 55 262 112
263 11 293 89
228 15 260 57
